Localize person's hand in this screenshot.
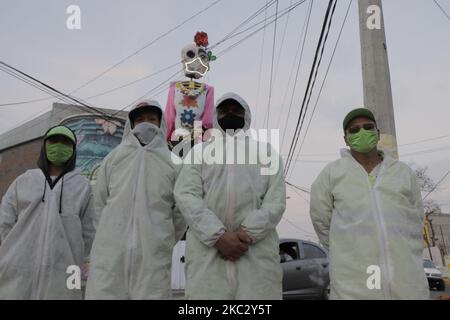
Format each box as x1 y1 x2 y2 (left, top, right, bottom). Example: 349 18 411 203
215 231 249 262
236 228 253 245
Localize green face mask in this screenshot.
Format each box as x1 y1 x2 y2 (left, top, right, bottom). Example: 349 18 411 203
46 143 73 166
347 128 378 153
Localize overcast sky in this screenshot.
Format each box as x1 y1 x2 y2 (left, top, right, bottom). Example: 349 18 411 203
0 0 449 240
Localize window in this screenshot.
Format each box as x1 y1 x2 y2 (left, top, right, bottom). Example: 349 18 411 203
423 259 435 268
302 243 326 259
279 242 300 263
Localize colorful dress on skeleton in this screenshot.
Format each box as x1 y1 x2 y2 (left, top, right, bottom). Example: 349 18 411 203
164 81 214 143
165 31 215 144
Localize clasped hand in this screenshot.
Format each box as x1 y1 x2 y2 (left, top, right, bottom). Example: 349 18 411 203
215 228 253 262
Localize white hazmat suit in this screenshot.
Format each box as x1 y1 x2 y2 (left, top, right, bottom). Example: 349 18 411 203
85 101 186 299
174 93 286 300
310 149 429 299
0 140 95 299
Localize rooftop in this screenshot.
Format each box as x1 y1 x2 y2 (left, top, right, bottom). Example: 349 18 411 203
0 103 127 151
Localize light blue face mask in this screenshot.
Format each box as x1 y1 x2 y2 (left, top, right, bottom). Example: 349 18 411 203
132 122 160 145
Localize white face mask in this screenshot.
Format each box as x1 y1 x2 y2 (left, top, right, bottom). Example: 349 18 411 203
132 122 160 145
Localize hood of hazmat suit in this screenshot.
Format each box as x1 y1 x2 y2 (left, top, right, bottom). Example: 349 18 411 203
310 149 429 300
85 100 187 300
174 92 286 299
0 129 96 300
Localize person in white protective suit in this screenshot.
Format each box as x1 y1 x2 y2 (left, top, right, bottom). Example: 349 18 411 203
310 108 429 300
174 93 286 300
85 99 187 300
0 125 96 300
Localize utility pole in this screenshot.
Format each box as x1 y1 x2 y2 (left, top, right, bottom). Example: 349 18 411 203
439 225 448 256
358 0 398 159
424 215 434 261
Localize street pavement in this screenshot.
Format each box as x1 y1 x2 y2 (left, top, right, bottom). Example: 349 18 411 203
171 287 450 300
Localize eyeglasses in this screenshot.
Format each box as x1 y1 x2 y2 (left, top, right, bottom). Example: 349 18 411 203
347 123 376 134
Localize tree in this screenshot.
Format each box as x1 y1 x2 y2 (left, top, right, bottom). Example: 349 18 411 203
410 164 442 214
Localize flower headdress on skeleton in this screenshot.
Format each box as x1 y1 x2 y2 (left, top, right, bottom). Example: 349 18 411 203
181 32 216 79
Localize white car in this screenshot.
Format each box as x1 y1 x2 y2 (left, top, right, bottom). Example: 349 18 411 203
424 259 446 291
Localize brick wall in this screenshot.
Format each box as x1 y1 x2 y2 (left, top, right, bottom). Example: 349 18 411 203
0 138 43 200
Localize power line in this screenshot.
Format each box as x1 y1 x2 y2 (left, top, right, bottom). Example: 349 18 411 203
213 0 304 53
1 106 52 132
276 0 313 128
0 96 54 107
0 69 178 141
78 62 180 102
114 70 183 116
399 133 450 147
121 1 306 115
217 0 308 47
0 70 179 141
286 0 338 177
8 2 279 109
284 158 329 164
263 0 300 128
278 0 313 142
254 0 270 129
221 0 304 128
0 1 223 107
423 170 450 201
433 0 450 21
288 0 353 179
124 0 306 111
119 2 300 116
282 140 450 161
0 61 180 107
0 61 121 141
1 0 308 137
0 65 98 115
119 0 304 117
214 0 308 57
284 0 337 177
71 0 223 94
264 0 279 130
0 3 244 127
211 0 277 49
285 181 311 193
273 0 295 85
282 132 450 160
92 0 299 116
288 143 450 162
287 184 310 204
292 152 336 157
401 144 450 157
0 61 112 120
281 215 317 237
0 0 270 108
283 0 332 175
0 65 69 105
201 3 309 131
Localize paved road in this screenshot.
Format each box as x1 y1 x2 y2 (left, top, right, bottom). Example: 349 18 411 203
429 283 450 300
172 287 450 300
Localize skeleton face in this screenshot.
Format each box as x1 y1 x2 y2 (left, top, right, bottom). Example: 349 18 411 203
181 42 210 79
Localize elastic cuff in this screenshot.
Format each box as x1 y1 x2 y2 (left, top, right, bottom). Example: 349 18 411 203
210 228 226 247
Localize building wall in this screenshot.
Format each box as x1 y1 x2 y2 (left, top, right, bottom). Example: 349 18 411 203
430 214 450 259
0 104 128 202
0 138 43 200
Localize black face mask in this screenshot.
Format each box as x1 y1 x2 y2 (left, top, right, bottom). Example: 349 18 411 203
218 114 245 132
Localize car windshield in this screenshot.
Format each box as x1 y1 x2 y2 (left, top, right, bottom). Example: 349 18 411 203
423 260 435 268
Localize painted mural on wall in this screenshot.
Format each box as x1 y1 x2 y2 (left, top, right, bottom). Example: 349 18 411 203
61 115 125 183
